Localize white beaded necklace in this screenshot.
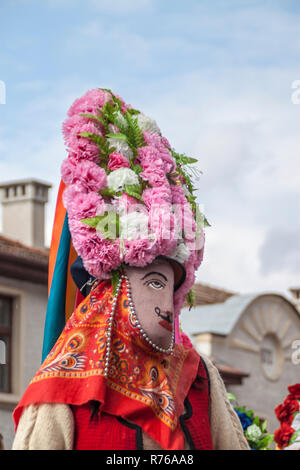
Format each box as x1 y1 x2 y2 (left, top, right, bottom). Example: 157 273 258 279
103 273 175 378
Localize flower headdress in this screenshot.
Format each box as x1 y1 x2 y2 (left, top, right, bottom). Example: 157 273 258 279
61 88 208 316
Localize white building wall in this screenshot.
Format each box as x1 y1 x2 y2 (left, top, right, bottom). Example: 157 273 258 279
0 276 47 449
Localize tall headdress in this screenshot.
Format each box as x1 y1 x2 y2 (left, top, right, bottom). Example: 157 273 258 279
42 88 208 360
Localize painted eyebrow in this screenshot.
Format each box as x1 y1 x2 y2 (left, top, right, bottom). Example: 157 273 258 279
140 272 168 282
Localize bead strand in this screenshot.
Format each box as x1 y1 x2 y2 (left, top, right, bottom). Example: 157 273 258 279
103 276 123 378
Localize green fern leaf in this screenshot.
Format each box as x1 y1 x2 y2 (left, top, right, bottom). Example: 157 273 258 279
106 132 129 143
125 184 143 201
111 268 122 295
186 288 196 310
78 132 115 159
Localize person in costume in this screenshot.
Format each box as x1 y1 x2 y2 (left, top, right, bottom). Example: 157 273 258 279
12 89 249 450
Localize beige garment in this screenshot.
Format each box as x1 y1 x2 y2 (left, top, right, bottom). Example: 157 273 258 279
12 354 249 450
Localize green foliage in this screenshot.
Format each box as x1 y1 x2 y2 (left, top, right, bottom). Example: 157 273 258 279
227 392 237 402
111 267 122 296
124 110 145 150
78 132 115 161
99 187 116 198
81 89 145 163
124 183 143 201
204 216 211 227
228 394 274 450
106 132 129 143
173 152 198 166
78 88 211 234
166 171 179 185
81 212 120 240
79 112 105 126
186 288 196 309
130 163 143 175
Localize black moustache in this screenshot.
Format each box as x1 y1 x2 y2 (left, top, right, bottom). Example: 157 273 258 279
154 307 172 323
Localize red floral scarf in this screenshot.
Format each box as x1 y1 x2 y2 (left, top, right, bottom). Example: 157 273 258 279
13 279 200 450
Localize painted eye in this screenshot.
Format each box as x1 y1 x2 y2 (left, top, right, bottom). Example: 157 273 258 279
145 279 166 290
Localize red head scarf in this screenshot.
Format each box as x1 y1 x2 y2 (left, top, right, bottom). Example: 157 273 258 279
13 278 200 450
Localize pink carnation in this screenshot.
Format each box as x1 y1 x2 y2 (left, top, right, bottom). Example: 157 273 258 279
179 331 193 349
63 185 104 220
78 238 120 278
67 89 110 117
66 121 103 163
194 245 205 269
68 217 95 238
62 115 89 145
108 152 130 171
171 185 187 205
143 131 176 173
82 258 111 281
173 247 205 318
112 92 131 115
97 239 121 273
173 291 187 318
149 207 178 256
113 193 144 214
173 203 196 242
161 136 171 149
61 157 77 185
142 187 172 209
136 146 164 170
123 238 157 267
76 233 105 261
61 159 107 192
140 167 168 187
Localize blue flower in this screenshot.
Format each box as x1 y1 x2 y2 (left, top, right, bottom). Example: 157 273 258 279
235 409 253 430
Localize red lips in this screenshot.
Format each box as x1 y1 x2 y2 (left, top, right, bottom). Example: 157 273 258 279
159 319 173 332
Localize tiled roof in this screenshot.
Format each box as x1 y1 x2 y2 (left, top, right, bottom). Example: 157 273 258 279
192 282 236 306
0 234 49 264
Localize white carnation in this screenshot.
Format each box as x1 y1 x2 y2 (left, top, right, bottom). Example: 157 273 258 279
107 137 133 160
114 111 128 131
137 113 161 135
107 168 139 192
246 424 262 441
170 242 190 264
119 211 149 240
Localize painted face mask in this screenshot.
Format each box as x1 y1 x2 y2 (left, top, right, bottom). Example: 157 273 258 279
125 259 175 351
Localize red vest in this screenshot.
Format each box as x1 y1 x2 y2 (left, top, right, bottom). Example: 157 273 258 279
72 357 213 450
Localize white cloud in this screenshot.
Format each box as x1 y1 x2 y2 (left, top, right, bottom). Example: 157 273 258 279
1 0 299 295
135 67 300 294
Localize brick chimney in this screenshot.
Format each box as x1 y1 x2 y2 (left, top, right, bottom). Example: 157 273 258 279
0 179 52 249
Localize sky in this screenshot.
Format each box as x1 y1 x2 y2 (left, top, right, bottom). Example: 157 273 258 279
0 0 299 298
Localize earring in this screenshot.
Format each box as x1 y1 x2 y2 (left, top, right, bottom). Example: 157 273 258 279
123 273 174 355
